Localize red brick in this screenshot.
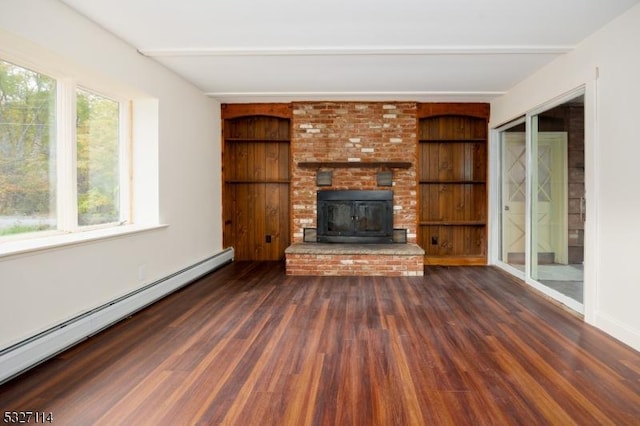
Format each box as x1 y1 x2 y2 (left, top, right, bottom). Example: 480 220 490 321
287 101 423 276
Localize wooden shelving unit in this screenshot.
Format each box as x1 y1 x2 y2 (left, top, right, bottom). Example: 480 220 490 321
225 179 290 184
222 105 291 261
417 103 489 265
225 138 291 143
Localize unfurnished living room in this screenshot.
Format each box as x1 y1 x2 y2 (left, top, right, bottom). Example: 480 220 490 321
1 0 639 424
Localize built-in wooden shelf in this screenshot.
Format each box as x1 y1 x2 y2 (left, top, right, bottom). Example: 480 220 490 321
417 103 489 266
225 179 290 184
419 138 486 143
225 138 290 143
424 255 486 266
222 108 291 261
419 180 486 184
298 161 412 169
419 221 486 226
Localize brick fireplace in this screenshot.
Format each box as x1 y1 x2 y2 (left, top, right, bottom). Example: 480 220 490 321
285 102 424 276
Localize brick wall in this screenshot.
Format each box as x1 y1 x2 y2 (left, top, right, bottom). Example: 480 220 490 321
290 102 418 242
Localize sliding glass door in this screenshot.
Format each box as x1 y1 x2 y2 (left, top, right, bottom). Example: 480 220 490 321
495 90 585 312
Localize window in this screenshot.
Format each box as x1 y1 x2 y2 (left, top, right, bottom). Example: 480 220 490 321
76 89 120 226
0 59 129 239
0 60 57 236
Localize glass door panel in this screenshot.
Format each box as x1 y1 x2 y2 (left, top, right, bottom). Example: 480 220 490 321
530 95 584 304
499 121 526 270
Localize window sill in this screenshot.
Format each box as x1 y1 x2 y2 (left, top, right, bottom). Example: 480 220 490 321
0 224 168 260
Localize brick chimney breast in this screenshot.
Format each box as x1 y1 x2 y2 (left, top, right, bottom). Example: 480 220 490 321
290 102 418 243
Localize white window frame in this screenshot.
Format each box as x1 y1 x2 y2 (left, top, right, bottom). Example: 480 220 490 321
0 63 131 236
72 85 131 231
0 54 164 259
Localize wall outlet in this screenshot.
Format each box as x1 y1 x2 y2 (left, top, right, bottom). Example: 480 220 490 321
265 235 272 243
431 236 438 245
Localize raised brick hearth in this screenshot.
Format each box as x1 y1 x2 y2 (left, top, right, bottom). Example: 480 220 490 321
286 101 423 276
285 243 424 276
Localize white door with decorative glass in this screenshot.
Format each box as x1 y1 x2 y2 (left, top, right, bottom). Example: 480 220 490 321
502 132 567 267
501 132 526 265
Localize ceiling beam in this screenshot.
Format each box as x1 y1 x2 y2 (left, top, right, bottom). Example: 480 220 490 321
140 45 574 57
204 91 506 103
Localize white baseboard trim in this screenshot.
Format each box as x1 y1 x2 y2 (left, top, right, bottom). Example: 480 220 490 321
0 247 234 384
594 311 640 352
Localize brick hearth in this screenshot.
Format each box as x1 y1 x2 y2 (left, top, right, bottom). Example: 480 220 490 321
285 243 424 276
286 101 423 276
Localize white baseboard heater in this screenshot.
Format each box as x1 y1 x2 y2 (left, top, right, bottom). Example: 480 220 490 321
0 247 234 385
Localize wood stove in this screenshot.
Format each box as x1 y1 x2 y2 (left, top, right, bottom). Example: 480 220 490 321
317 190 393 243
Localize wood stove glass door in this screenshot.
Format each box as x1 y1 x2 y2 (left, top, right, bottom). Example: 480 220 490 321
326 202 354 235
354 201 387 234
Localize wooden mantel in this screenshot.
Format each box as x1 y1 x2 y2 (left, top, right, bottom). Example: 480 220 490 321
297 161 412 169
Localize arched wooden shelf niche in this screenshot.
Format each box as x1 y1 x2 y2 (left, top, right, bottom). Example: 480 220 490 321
417 103 490 266
221 103 292 261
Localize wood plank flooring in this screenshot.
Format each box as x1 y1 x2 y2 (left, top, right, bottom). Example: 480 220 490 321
1 262 639 425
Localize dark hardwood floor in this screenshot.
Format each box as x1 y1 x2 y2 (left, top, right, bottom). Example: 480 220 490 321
1 262 639 425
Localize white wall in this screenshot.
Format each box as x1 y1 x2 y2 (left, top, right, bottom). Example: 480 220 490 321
0 0 222 350
491 4 640 350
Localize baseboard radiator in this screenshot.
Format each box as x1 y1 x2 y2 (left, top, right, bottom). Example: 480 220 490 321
0 247 234 384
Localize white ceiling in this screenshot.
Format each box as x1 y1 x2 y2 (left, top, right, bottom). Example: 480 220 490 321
60 0 639 103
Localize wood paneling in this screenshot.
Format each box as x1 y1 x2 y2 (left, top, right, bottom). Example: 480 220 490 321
419 142 486 182
2 263 638 424
419 184 486 223
223 113 290 260
418 104 489 265
221 103 292 120
417 102 490 120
